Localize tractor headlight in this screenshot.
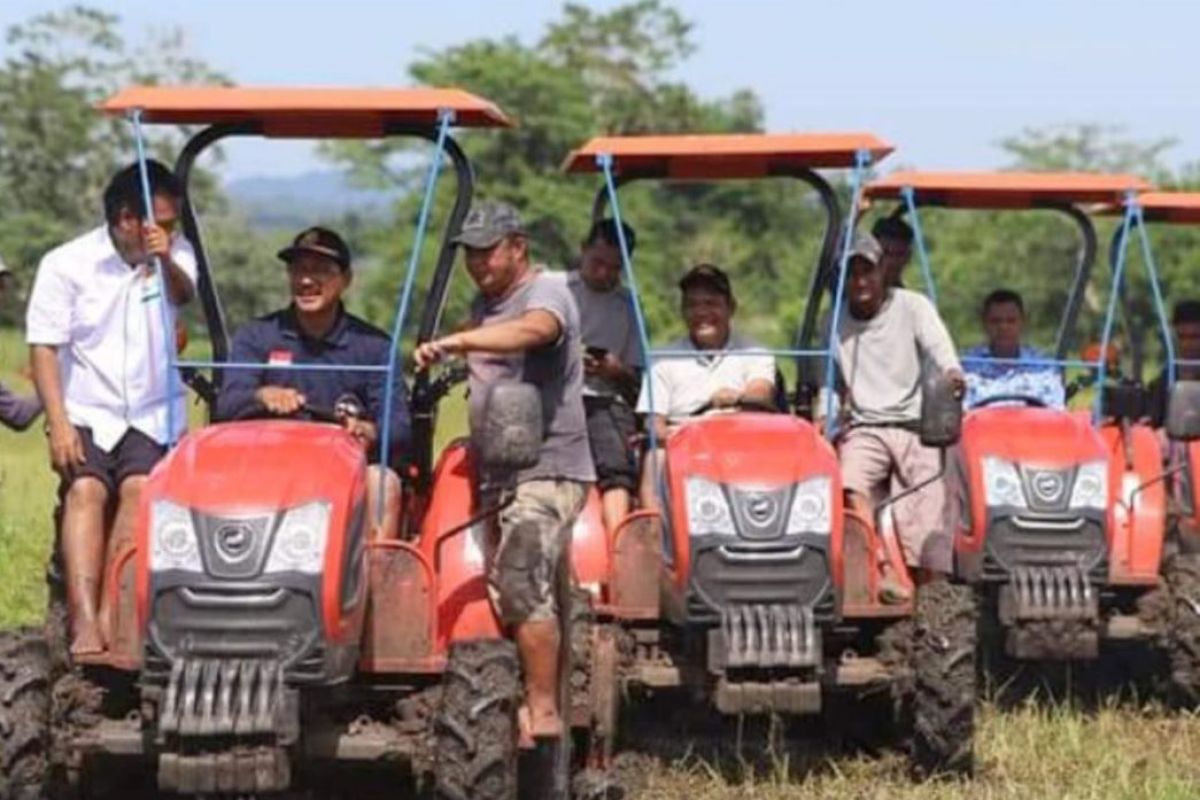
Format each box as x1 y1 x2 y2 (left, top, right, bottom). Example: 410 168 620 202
264 501 331 575
1069 460 1108 510
150 500 202 573
685 477 735 536
983 457 1026 509
786 476 832 535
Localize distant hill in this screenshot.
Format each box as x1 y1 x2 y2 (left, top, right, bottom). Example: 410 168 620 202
226 170 400 231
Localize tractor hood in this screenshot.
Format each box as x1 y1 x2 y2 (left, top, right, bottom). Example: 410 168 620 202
666 412 838 486
146 420 368 514
961 407 1106 466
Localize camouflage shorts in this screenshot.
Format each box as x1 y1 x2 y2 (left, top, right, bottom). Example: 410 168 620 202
488 479 588 626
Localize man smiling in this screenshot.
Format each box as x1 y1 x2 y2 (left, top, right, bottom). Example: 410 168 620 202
215 226 409 538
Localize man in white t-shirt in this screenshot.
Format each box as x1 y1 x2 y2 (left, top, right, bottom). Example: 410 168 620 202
27 160 197 656
636 264 776 511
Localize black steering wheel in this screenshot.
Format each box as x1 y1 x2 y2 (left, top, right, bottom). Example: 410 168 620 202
228 393 368 424
690 395 780 417
971 393 1048 409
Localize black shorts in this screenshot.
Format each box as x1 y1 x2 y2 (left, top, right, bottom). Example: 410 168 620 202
584 396 638 492
64 427 166 495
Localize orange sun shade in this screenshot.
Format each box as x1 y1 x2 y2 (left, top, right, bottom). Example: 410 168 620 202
562 133 892 179
1130 192 1200 224
99 85 511 137
865 171 1149 209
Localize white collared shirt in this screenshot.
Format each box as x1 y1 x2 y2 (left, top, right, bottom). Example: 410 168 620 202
26 226 197 451
636 333 776 421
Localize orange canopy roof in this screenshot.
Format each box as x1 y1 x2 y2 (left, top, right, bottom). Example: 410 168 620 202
99 86 511 137
562 133 892 179
865 171 1149 209
1131 192 1200 224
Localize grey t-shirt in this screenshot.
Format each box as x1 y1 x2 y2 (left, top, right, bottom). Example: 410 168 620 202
829 288 960 425
468 269 596 484
566 271 644 398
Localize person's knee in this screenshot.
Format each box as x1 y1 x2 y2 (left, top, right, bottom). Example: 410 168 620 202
66 477 108 510
366 465 401 498
118 475 147 506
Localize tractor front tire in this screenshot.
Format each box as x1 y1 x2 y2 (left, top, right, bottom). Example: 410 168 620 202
433 639 521 800
909 580 976 779
0 628 51 800
1164 552 1200 705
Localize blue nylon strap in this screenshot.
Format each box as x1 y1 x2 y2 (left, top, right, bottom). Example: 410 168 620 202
376 109 454 524
598 154 656 454
175 360 390 374
900 185 938 304
822 149 870 439
1095 199 1137 423
1133 201 1176 389
129 109 179 448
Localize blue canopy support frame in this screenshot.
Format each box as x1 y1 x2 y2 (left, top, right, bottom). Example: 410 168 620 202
899 185 939 304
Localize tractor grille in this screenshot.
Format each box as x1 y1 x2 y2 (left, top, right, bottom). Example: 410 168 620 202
145 584 326 683
687 536 834 623
982 513 1107 583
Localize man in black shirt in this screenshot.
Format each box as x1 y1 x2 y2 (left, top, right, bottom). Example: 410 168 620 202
1147 300 1200 427
216 226 409 538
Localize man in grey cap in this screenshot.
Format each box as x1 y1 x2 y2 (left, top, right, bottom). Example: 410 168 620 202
414 200 593 744
0 254 43 431
823 232 963 602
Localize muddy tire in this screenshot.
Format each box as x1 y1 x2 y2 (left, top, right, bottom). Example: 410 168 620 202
433 639 521 800
0 628 51 800
1163 553 1200 704
909 580 976 779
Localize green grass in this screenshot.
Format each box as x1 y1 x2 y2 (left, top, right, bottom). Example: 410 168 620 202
1 328 1198 797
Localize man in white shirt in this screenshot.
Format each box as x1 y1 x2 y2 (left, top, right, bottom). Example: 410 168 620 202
27 160 196 656
636 264 776 511
568 218 644 532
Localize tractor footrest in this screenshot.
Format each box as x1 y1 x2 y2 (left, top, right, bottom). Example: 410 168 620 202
710 604 820 670
158 657 298 740
999 566 1098 622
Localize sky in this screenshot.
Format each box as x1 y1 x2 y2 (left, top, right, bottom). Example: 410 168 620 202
1 0 1197 180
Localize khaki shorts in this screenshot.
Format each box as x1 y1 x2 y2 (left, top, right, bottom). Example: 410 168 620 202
839 426 950 571
488 479 588 626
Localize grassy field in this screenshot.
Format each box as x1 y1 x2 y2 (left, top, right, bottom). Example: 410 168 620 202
1 328 1198 798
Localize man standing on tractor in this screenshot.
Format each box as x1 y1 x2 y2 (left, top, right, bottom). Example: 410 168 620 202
26 160 196 656
214 225 409 538
961 288 1065 409
568 218 643 533
872 215 915 288
824 232 964 602
1148 299 1200 427
413 199 593 745
636 264 777 512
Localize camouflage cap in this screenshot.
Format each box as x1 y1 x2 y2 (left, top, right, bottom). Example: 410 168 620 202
453 199 526 249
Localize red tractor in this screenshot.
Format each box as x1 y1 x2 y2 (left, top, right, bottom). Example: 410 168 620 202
558 134 979 779
863 173 1200 689
0 85 579 799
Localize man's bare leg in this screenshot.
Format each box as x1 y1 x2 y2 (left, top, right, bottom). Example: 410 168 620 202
600 487 630 532
638 449 664 515
365 465 402 539
97 476 146 644
846 489 910 604
515 617 562 741
62 477 109 655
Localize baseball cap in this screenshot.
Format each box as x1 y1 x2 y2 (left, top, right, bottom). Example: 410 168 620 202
452 200 525 248
276 226 351 270
678 263 732 299
845 232 883 266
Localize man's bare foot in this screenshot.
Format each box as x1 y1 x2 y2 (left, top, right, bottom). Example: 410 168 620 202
878 566 912 605
69 625 104 657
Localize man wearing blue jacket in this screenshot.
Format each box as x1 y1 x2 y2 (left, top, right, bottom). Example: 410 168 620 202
216 226 409 538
